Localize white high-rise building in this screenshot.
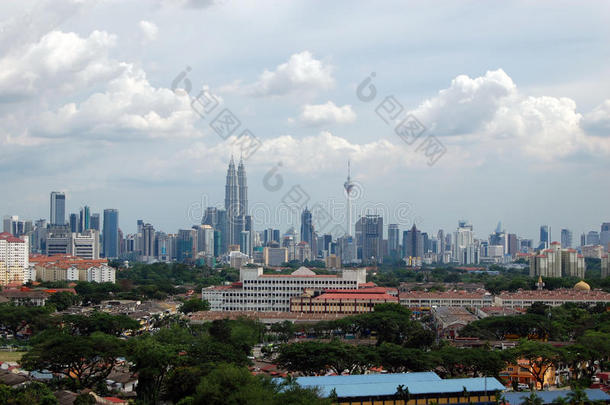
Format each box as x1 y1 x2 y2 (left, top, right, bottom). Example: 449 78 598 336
453 221 477 264
0 232 29 285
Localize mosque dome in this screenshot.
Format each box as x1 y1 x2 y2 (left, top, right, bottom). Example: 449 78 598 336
574 280 591 291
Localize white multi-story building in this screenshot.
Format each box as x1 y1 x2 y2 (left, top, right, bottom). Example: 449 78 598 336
202 266 367 312
529 242 585 278
87 264 116 283
0 232 29 285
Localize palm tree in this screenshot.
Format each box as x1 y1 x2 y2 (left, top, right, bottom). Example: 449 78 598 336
552 396 569 405
395 385 411 404
566 387 588 405
523 391 543 405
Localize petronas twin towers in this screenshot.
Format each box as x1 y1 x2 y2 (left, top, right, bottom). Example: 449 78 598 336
225 155 248 247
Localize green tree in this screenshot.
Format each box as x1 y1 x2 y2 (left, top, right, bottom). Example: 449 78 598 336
179 298 210 314
46 291 81 311
513 340 562 390
61 312 140 336
0 382 58 405
523 391 543 405
566 387 589 405
21 330 125 389
0 304 53 337
127 334 184 404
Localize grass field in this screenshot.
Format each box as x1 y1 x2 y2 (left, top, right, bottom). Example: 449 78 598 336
0 351 25 362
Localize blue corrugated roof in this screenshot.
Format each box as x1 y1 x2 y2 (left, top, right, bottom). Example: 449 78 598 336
295 373 505 398
504 389 610 404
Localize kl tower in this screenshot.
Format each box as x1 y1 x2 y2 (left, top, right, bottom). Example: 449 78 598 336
343 160 355 236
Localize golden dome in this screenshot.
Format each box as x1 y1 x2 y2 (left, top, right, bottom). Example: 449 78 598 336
574 280 590 291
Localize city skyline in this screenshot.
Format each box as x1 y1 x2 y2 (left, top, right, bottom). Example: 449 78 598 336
1 1 609 243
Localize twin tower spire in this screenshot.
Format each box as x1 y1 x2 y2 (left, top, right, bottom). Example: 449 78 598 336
225 154 247 216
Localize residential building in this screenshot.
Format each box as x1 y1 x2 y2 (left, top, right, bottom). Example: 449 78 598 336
602 254 609 278
529 242 584 278
0 232 29 285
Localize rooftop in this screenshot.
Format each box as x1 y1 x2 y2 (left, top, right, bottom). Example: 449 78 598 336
294 372 504 398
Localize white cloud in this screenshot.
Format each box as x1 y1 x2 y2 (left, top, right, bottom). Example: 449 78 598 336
299 101 356 126
242 51 334 97
33 65 201 140
581 100 610 137
408 69 610 161
0 30 123 101
139 20 158 42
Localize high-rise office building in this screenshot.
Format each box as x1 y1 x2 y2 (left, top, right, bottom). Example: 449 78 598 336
102 209 119 259
90 213 100 231
237 158 248 217
539 225 550 250
507 233 519 255
50 192 66 226
300 208 314 246
560 229 573 248
69 213 78 233
453 220 477 264
403 224 424 259
600 222 610 250
388 224 400 258
224 156 248 249
587 231 600 246
355 214 383 264
79 206 91 232
141 223 155 261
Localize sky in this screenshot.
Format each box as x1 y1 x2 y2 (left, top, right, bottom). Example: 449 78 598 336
0 0 609 241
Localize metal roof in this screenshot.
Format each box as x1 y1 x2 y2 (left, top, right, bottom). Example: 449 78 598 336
504 389 610 404
295 373 504 398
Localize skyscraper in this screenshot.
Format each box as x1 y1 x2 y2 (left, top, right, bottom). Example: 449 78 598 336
79 206 91 232
90 213 100 231
355 214 383 264
224 156 248 248
343 161 355 236
237 158 248 217
300 208 314 246
388 224 400 257
69 213 78 233
102 209 119 259
539 225 550 250
403 224 424 259
600 222 610 250
50 192 66 225
560 229 573 248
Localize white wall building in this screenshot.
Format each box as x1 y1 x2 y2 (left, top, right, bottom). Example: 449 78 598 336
202 266 367 312
0 232 29 285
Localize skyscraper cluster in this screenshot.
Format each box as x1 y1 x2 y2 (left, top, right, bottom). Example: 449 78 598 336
2 161 609 276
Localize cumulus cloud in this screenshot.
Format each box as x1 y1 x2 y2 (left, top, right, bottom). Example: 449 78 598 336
407 69 610 161
299 101 356 126
581 100 610 137
33 65 201 140
0 30 123 101
139 20 158 42
241 51 334 97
